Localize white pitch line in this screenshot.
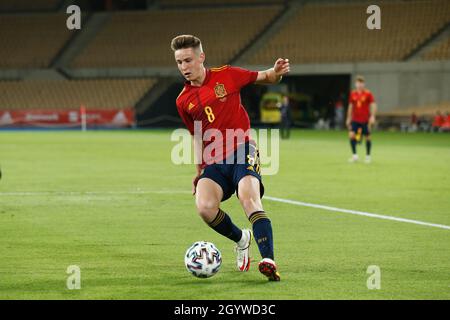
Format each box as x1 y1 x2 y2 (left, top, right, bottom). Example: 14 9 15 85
265 196 450 231
0 190 191 196
2 191 449 231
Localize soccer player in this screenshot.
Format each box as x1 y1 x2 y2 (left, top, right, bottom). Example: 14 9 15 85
431 111 445 132
346 75 377 163
171 35 289 281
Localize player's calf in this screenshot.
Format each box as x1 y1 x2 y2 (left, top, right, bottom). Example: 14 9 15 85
348 132 359 162
247 210 280 281
365 135 372 159
248 211 274 261
206 208 243 244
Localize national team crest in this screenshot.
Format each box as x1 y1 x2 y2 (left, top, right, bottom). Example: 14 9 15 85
214 83 227 99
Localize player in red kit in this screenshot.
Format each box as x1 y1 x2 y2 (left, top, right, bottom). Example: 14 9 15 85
346 75 377 163
171 35 289 281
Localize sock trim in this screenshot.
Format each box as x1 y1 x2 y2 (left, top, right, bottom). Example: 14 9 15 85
248 210 268 224
209 209 225 228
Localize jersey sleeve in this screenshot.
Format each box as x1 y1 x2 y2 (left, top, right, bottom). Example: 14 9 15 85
348 92 354 105
228 66 258 89
368 91 375 103
176 101 195 135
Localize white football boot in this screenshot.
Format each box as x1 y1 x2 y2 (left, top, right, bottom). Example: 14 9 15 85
235 229 252 271
348 154 359 163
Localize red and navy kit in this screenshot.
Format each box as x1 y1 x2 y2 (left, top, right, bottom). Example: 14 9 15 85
176 65 257 165
176 65 263 201
349 89 375 135
349 89 375 123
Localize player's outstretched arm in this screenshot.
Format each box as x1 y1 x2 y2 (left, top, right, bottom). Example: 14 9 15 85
255 58 290 85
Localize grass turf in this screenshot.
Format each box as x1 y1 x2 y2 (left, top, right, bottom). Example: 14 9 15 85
0 129 449 299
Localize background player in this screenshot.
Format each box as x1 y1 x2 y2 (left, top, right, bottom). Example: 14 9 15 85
346 75 377 163
172 35 289 281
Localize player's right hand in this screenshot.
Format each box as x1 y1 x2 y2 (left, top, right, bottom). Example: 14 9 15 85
192 175 200 195
346 119 351 130
192 164 203 195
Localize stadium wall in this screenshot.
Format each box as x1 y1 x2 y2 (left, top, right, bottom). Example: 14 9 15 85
1 60 448 125
51 60 450 113
242 60 450 113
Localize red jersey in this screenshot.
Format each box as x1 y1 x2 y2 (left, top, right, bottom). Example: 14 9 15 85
349 89 375 123
432 115 445 127
176 65 258 166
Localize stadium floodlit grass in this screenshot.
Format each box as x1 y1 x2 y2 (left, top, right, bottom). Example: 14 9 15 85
0 129 449 300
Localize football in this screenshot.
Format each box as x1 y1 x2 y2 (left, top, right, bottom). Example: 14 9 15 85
184 241 222 278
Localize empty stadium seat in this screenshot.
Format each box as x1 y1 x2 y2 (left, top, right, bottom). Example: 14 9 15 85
159 0 285 6
71 6 282 68
0 79 156 110
246 0 450 64
0 0 59 12
423 37 450 60
0 13 73 68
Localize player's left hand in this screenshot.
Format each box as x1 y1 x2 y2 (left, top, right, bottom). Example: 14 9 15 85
274 58 290 76
369 116 376 126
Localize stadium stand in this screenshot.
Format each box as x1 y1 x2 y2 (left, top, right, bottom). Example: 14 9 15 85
0 0 60 12
0 78 156 109
0 13 73 68
377 102 450 131
422 37 450 60
379 103 450 117
159 0 286 6
71 6 283 68
0 1 448 129
247 0 450 64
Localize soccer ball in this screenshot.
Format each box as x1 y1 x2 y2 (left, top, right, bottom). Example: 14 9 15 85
185 241 222 278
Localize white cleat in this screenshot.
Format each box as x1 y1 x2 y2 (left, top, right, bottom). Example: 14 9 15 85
365 156 371 163
348 154 359 163
235 229 252 272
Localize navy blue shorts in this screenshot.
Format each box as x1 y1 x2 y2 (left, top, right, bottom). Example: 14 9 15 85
351 121 370 136
199 141 264 202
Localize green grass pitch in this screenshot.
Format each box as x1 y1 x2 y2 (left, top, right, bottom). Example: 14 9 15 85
0 129 449 299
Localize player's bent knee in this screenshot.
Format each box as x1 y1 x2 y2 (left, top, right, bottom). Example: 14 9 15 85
195 199 220 222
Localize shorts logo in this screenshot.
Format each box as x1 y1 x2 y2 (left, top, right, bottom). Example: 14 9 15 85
214 83 227 100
